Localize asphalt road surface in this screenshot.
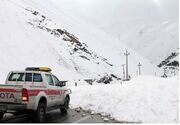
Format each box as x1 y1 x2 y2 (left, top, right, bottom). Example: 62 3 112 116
0 108 120 123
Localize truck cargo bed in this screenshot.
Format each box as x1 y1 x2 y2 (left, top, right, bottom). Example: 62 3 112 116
0 85 23 104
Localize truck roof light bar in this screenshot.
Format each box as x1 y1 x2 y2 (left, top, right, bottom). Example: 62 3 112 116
25 67 52 72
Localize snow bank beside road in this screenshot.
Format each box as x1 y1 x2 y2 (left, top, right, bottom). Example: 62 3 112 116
70 76 178 123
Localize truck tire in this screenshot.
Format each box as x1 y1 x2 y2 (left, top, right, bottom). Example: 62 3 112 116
0 113 4 120
33 102 46 122
60 97 70 113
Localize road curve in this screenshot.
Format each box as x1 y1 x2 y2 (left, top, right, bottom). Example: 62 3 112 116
0 109 119 123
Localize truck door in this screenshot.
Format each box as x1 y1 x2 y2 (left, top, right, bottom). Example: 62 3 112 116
52 75 65 105
45 74 57 107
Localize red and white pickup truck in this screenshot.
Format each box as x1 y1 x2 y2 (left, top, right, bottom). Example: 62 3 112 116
0 67 71 122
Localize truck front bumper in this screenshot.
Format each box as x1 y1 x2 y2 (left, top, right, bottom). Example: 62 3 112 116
0 103 27 113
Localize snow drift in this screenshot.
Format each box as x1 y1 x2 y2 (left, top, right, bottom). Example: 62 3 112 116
70 76 178 123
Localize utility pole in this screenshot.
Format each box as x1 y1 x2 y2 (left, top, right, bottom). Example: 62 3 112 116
124 50 130 80
137 62 142 75
122 64 125 80
163 67 167 77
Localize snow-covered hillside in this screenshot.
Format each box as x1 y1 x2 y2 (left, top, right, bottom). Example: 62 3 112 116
118 21 179 64
96 6 178 65
158 48 179 77
0 0 161 83
51 0 178 65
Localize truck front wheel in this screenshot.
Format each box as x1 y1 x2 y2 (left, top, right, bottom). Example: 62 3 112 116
60 97 70 113
33 102 46 122
0 113 4 120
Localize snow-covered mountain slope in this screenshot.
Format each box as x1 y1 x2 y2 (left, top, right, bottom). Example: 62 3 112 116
158 48 179 68
0 0 161 83
80 11 178 65
51 0 178 65
158 48 179 77
118 21 179 65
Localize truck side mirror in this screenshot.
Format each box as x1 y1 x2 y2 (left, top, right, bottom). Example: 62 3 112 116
62 82 66 87
59 82 66 87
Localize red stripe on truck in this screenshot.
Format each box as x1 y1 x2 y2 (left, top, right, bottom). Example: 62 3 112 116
28 89 65 96
28 90 47 96
0 88 21 92
0 88 66 96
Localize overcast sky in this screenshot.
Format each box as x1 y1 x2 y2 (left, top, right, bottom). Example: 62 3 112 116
51 0 178 27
